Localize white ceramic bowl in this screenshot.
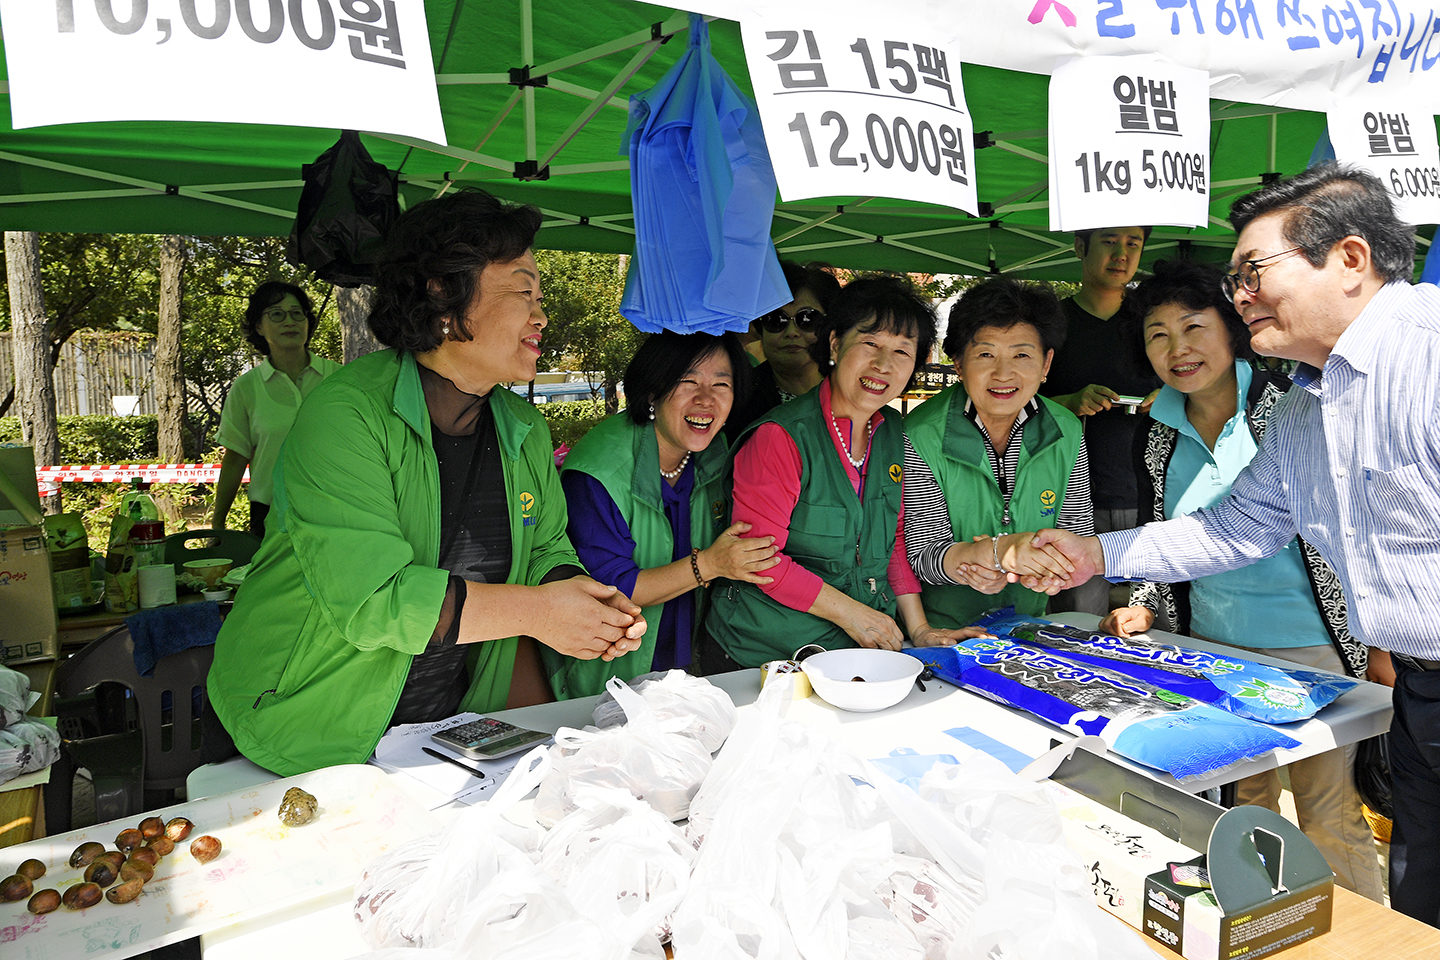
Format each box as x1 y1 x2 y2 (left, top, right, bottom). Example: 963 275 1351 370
801 648 923 713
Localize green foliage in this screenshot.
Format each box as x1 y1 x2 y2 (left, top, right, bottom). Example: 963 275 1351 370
533 250 644 410
536 398 609 449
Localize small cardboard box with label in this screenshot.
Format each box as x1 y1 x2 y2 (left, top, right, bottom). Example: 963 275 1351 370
0 445 60 664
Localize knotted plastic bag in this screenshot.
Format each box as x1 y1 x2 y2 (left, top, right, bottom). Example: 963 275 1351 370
534 676 713 824
591 669 737 753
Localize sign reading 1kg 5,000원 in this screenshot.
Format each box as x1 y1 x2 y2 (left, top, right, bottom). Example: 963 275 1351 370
741 18 978 216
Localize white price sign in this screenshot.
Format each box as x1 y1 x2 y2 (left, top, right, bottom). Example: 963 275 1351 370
1327 99 1440 226
1048 57 1210 232
740 19 977 215
0 0 446 143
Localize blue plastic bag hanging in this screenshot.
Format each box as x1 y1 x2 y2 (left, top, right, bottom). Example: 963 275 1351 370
620 15 789 333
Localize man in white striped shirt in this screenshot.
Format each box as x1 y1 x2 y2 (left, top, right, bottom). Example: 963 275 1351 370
1033 163 1440 927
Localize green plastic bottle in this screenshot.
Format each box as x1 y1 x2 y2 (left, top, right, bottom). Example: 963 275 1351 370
120 477 159 522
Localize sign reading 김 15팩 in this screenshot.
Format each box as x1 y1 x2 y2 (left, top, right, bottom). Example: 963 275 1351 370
739 16 978 215
0 0 446 142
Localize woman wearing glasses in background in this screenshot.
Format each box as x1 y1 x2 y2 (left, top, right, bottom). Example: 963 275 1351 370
213 282 341 535
723 261 841 445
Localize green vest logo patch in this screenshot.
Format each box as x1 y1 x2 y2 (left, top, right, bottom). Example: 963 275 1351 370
1039 489 1057 517
888 463 902 483
520 491 536 526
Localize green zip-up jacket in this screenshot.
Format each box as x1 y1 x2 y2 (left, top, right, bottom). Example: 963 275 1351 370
904 385 1083 628
207 350 580 776
552 413 728 698
706 388 904 667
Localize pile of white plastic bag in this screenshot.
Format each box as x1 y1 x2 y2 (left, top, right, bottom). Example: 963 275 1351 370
0 663 61 785
349 670 1153 960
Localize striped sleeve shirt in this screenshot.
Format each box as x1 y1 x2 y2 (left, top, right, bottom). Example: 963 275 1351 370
905 397 1095 585
1101 282 1440 659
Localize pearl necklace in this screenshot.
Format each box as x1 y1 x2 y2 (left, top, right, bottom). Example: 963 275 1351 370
660 451 691 480
830 410 874 469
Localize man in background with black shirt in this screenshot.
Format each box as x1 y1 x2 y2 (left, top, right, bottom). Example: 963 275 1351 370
1039 225 1159 615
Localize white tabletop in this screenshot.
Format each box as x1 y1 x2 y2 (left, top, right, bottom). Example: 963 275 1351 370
199 615 1393 959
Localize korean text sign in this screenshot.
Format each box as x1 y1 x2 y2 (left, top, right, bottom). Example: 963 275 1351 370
1049 57 1210 231
1328 99 1440 224
740 18 978 214
0 0 446 143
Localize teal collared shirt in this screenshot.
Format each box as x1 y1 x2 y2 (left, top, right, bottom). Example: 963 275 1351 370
1151 361 1328 648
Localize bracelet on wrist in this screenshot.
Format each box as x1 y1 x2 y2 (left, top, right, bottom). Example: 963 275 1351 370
690 547 710 588
991 534 1004 572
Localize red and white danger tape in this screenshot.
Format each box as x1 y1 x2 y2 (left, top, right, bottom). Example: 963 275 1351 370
34 464 249 496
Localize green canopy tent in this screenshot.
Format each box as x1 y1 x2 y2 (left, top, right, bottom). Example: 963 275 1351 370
0 1 1427 279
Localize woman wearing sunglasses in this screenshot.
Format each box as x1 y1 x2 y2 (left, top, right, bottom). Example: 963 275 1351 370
1098 259 1380 901
705 275 971 669
723 261 841 444
556 331 778 698
212 282 340 535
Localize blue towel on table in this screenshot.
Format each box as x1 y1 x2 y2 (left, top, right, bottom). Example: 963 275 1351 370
126 602 222 678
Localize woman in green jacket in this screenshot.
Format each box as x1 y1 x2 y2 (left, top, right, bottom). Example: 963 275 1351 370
556 331 779 698
207 190 646 777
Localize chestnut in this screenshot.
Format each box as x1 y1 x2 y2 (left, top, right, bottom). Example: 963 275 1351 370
62 882 103 910
114 828 144 853
146 836 175 857
106 878 145 904
1 874 33 902
27 888 61 914
16 859 45 881
165 817 194 842
69 841 106 868
128 846 159 867
83 860 118 888
189 835 222 864
138 816 165 840
119 859 154 883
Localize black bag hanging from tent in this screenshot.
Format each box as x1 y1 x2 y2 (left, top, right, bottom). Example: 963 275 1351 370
287 131 399 287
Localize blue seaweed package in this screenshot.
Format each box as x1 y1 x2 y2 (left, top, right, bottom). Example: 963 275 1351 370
905 639 1300 781
970 610 1358 724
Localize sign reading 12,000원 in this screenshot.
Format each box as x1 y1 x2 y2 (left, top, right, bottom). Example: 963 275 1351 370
0 1 446 143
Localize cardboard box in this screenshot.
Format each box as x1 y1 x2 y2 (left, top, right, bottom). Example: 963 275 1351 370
1033 742 1333 960
0 525 60 664
1142 810 1333 960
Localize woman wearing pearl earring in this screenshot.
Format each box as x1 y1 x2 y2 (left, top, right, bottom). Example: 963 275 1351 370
558 331 780 697
705 275 963 670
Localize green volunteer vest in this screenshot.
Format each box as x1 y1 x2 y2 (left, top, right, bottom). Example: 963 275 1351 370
706 390 905 667
551 413 727 698
904 386 1084 628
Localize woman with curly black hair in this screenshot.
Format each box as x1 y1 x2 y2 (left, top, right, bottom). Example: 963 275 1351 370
208 190 646 776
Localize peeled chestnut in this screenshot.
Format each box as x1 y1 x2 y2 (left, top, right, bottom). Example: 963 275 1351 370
17 859 45 881
83 860 118 888
27 888 61 914
189 835 222 864
114 828 144 853
165 817 195 842
62 882 103 910
128 846 159 867
119 860 154 883
69 841 106 868
1 874 33 902
138 816 165 840
146 836 175 857
106 878 145 904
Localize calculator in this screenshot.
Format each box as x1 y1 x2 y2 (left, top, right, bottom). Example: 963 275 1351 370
430 717 552 760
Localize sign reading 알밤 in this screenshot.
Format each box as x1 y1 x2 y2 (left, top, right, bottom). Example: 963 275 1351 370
739 17 977 214
1327 98 1440 225
0 0 445 143
1048 56 1211 231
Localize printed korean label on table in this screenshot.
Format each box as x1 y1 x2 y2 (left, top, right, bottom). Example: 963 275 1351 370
740 18 978 214
0 0 445 142
1328 98 1440 225
1048 56 1211 231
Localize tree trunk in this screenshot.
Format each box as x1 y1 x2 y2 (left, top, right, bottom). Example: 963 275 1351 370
338 285 381 363
5 231 60 513
156 235 187 462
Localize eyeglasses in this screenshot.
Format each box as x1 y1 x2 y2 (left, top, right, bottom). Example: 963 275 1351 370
758 307 824 335
1221 247 1303 302
262 308 307 323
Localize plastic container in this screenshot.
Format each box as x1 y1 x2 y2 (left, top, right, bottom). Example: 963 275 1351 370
130 519 167 569
801 648 922 713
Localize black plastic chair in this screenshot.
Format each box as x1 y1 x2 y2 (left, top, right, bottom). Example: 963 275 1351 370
51 625 216 830
163 528 262 568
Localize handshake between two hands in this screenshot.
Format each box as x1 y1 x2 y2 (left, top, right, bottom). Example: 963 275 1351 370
948 528 1106 596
